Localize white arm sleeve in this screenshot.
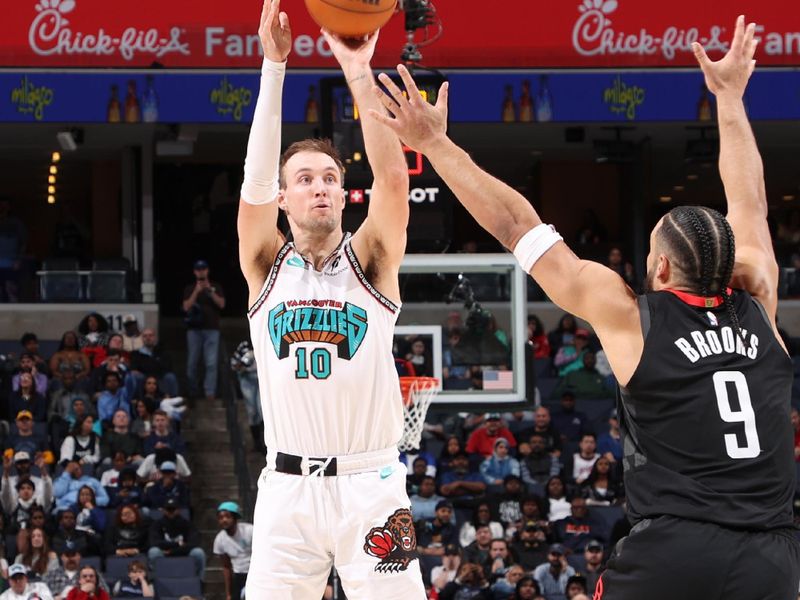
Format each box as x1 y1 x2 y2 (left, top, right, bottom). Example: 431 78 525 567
240 59 286 205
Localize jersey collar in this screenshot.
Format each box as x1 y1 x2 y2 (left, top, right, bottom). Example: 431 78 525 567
663 288 730 308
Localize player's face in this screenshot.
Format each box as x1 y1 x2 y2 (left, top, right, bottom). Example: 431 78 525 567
280 151 345 237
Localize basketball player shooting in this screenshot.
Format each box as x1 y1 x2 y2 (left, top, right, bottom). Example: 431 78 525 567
237 1 426 598
370 15 799 600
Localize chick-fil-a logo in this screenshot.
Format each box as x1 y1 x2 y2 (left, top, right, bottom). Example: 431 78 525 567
572 0 729 61
28 0 189 61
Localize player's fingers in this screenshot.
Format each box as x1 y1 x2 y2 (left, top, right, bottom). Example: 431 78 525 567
377 73 408 107
691 42 711 68
436 81 449 119
259 0 271 28
731 15 745 53
749 59 757 76
367 108 400 132
746 34 758 60
743 22 756 56
373 85 401 117
279 11 291 33
396 64 421 103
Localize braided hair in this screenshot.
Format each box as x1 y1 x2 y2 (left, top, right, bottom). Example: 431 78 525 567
657 206 743 338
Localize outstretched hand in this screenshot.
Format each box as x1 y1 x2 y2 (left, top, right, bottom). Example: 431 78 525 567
259 0 292 63
692 15 757 98
321 29 380 72
368 64 449 154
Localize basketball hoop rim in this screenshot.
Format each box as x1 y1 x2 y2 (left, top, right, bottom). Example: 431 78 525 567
399 376 440 406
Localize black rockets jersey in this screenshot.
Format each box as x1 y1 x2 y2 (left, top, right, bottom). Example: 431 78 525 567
620 288 795 531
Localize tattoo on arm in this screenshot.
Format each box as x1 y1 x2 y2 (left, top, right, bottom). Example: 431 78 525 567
347 73 368 84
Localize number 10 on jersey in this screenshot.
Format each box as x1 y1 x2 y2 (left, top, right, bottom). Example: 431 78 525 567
295 347 332 379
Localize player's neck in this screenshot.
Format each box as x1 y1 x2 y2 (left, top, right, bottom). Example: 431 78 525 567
292 229 346 270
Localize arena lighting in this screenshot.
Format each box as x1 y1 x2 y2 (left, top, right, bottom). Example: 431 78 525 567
47 195 55 204
48 185 55 194
51 152 60 163
353 151 362 162
673 185 685 192
49 165 57 175
687 173 699 181
783 195 796 201
48 175 55 184
659 195 673 203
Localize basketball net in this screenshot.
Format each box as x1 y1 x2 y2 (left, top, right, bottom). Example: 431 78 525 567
398 376 440 453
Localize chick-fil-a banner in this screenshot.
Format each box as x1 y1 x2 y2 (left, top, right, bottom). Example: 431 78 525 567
2 0 800 69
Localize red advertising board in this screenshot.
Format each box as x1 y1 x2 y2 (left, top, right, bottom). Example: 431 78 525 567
4 0 800 68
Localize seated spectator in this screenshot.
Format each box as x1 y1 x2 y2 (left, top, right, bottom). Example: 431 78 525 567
59 416 101 467
14 527 59 580
121 316 144 353
77 313 110 368
547 314 578 359
491 563 526 599
442 329 472 388
108 468 144 510
514 576 543 600
416 500 458 559
550 392 591 445
552 498 605 553
49 332 91 387
71 486 106 537
488 475 524 533
439 451 486 504
143 461 190 510
143 411 185 457
410 476 443 522
213 502 253 600
484 538 514 583
63 398 102 436
106 334 131 367
438 562 492 600
545 476 572 522
130 329 178 398
552 353 615 400
147 499 206 578
99 451 128 489
101 410 143 464
104 505 149 557
564 434 600 485
430 544 460 594
466 414 517 459
65 565 110 600
53 461 109 512
527 315 550 359
565 575 588 599
28 507 49 538
521 433 562 493
406 457 429 497
19 333 51 378
51 511 91 557
9 370 47 422
91 349 132 396
511 521 549 572
533 544 576 600
96 372 130 425
518 496 547 532
12 354 48 398
460 504 504 549
5 411 49 460
577 539 604 593
479 439 520 488
130 400 153 439
44 547 110 600
48 371 91 433
111 560 154 598
134 378 162 417
437 436 465 475
579 456 623 506
1 452 53 513
518 408 561 456
596 410 622 464
3 478 45 534
553 328 590 377
2 564 53 600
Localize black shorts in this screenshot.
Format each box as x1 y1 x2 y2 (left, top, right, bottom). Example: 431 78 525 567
595 515 800 600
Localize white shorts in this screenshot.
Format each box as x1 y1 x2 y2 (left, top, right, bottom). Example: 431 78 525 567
245 448 426 600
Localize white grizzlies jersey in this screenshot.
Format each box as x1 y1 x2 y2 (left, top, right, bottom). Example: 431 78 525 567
247 233 404 457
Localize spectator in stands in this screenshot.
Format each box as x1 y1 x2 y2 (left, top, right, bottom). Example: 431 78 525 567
9 371 47 423
406 457 429 496
19 334 51 377
578 539 604 593
101 410 143 465
136 448 191 484
0 197 27 303
547 314 577 358
134 377 162 416
182 259 225 401
550 392 590 444
106 334 130 366
438 562 492 600
462 524 494 569
143 411 185 456
2 477 47 534
527 315 550 359
439 451 486 504
596 410 622 464
521 433 562 493
606 247 636 288
467 414 517 459
49 371 91 425
484 538 514 582
77 314 110 369
28 507 48 537
104 505 148 558
107 468 144 510
545 476 572 522
580 456 623 506
410 476 442 522
143 461 189 510
5 411 49 459
49 332 91 387
63 399 102 439
459 503 504 548
533 544 575 600
130 329 178 399
2 564 52 600
554 329 591 377
565 575 588 599
416 500 458 559
130 400 153 440
552 353 615 400
71 486 106 539
437 436 465 474
59 416 100 467
92 351 131 399
111 560 153 598
96 373 130 426
99 451 127 489
519 407 561 456
430 544 460 595
565 434 600 485
54 461 109 512
14 527 59 580
552 498 604 552
442 329 471 388
491 563 525 599
230 340 264 452
489 475 524 533
51 511 91 558
480 439 520 489
120 315 144 353
510 521 549 572
1 453 52 511
13 354 48 397
45 547 110 600
514 576 543 600
65 565 109 600
213 501 252 600
147 498 206 578
405 338 433 377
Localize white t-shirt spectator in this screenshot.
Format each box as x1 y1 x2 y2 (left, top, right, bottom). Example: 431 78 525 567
572 452 600 483
213 522 254 574
0 581 53 600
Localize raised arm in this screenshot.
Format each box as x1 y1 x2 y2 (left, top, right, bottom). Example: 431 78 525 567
693 16 780 323
324 32 410 302
370 67 641 379
237 0 291 303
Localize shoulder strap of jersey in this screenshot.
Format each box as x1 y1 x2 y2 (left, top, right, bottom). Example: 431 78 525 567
746 291 773 329
637 294 652 338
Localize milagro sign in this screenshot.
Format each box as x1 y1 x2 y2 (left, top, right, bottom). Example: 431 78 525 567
3 0 800 68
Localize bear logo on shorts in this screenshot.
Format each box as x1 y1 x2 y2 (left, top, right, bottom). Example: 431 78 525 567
363 508 417 573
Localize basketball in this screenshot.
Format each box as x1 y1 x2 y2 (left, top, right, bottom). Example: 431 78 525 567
304 0 397 37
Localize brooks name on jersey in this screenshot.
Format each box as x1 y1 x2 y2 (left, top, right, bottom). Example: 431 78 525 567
674 325 759 364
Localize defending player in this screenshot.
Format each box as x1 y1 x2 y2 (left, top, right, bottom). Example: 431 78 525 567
370 15 799 600
237 1 425 598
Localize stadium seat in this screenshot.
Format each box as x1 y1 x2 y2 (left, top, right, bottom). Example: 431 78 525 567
154 576 203 598
533 357 553 378
39 257 82 302
536 377 559 402
153 556 197 578
87 258 129 302
5 534 16 558
80 556 102 572
105 554 146 582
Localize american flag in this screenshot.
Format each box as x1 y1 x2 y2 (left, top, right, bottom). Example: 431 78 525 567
483 369 514 390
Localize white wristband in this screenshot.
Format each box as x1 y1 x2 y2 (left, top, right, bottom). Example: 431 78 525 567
240 58 286 205
513 224 563 273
